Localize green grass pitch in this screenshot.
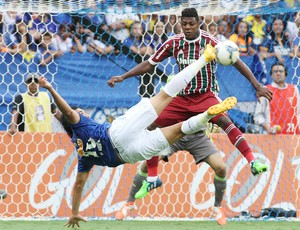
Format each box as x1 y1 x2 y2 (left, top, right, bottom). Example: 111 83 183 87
0 220 299 230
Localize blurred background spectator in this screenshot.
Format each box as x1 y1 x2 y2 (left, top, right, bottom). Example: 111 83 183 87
208 22 227 42
163 14 180 36
123 21 153 56
70 24 93 53
141 14 159 35
243 14 266 48
215 20 228 41
145 20 168 51
287 11 300 44
28 13 58 41
105 0 140 42
52 23 73 53
88 33 115 55
292 29 300 58
259 18 294 63
229 21 256 56
34 32 63 65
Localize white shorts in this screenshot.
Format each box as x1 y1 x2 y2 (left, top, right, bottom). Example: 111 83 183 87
109 98 170 163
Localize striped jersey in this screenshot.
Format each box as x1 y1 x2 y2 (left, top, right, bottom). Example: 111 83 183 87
149 30 219 96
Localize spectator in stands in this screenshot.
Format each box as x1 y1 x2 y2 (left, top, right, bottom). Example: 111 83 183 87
86 12 106 26
216 20 229 41
8 73 61 134
1 11 29 43
13 22 35 52
141 14 159 35
0 189 7 199
123 22 153 56
208 22 227 42
35 32 63 66
105 0 140 42
254 63 300 134
52 23 73 53
208 23 217 37
243 14 266 47
2 22 36 62
144 21 168 51
28 13 58 40
70 24 93 53
173 21 182 35
287 11 300 44
222 15 238 38
259 18 294 63
163 15 178 36
292 30 300 58
229 21 256 56
202 15 222 33
88 34 115 55
0 34 9 52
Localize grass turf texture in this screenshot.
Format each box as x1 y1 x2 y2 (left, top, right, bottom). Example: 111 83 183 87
0 220 299 230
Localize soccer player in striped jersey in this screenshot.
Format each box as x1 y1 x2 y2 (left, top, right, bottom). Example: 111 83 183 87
39 45 237 228
108 7 273 221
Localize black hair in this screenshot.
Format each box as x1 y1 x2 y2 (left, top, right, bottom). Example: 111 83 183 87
60 106 78 138
26 78 38 84
234 21 251 54
181 8 199 22
268 18 289 46
12 22 34 51
270 62 288 76
208 23 217 30
60 115 73 138
43 32 52 38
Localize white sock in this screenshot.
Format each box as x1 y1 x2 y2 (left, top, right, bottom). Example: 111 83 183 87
163 57 205 97
147 176 158 182
181 111 214 135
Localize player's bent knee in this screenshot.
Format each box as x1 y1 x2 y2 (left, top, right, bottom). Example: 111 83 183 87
214 164 227 178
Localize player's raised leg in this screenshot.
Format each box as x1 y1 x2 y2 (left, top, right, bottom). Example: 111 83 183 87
134 97 237 199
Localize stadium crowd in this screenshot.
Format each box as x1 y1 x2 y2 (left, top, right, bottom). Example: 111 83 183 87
0 11 299 63
1 10 299 135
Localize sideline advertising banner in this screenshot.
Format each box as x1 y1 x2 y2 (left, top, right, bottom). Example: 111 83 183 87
0 132 299 218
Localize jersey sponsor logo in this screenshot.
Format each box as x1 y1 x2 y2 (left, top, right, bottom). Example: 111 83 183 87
177 57 197 65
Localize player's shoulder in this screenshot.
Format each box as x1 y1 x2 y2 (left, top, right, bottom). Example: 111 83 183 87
167 33 185 42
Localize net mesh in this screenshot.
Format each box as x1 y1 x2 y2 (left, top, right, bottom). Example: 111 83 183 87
0 0 299 14
0 0 300 220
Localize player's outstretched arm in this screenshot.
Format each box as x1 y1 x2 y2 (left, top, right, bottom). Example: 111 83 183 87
107 60 153 87
38 76 80 125
233 59 273 102
65 172 89 228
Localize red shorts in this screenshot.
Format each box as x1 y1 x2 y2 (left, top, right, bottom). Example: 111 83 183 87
155 91 223 127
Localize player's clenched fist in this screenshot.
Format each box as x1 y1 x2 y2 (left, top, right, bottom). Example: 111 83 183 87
107 76 124 87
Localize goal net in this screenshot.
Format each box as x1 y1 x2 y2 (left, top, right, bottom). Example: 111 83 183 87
0 0 300 220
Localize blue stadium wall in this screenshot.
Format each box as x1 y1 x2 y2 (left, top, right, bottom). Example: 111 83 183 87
1 53 299 131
